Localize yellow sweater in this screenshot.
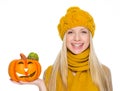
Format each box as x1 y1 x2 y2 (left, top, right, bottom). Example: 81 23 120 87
44 66 99 91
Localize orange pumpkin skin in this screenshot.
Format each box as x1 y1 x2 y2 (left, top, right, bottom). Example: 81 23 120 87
8 53 41 82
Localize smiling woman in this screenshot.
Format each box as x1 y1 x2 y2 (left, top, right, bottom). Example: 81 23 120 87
66 26 90 55
8 52 41 82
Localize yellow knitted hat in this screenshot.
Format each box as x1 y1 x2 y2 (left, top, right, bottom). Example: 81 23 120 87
58 6 95 40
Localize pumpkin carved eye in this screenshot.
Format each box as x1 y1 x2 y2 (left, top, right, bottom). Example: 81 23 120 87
18 62 24 64
8 52 41 82
28 62 33 64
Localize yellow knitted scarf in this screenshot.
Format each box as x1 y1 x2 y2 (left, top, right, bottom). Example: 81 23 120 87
67 48 89 72
66 48 99 91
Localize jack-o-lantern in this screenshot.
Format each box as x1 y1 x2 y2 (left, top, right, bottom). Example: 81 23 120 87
8 52 41 82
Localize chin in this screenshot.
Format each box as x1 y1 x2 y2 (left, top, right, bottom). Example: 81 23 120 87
72 51 82 55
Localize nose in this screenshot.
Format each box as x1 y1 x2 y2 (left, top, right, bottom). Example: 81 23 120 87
74 33 81 41
24 68 28 72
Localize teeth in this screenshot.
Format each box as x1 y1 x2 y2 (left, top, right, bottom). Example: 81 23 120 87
73 44 82 47
16 72 30 77
16 72 26 77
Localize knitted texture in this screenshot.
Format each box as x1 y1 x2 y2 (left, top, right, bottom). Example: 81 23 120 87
44 66 99 91
58 6 95 40
67 48 89 72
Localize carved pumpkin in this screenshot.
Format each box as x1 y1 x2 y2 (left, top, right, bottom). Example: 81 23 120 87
8 52 41 82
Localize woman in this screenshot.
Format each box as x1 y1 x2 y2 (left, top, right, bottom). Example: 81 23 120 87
16 6 113 91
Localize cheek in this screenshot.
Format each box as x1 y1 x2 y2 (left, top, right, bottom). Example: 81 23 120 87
66 34 74 41
15 62 25 74
66 35 73 43
84 38 90 47
28 63 37 72
83 34 90 42
66 38 71 49
16 64 24 74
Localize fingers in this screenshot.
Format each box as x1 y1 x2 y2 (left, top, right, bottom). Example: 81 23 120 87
10 78 41 85
10 78 47 91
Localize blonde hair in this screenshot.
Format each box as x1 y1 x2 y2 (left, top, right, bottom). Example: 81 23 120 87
89 33 110 91
48 32 110 91
48 35 67 91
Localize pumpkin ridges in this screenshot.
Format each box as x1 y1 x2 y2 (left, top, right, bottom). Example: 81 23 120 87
8 60 19 82
33 60 41 80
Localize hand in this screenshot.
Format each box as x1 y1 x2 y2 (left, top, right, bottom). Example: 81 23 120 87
10 78 47 91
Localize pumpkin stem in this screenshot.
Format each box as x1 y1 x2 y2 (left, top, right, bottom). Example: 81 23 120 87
20 53 27 60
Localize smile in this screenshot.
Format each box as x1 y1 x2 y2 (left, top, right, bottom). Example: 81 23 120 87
16 71 36 78
72 43 83 47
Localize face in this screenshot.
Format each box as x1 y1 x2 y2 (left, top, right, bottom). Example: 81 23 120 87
66 26 90 54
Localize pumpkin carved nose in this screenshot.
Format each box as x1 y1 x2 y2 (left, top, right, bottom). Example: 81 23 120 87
24 68 28 72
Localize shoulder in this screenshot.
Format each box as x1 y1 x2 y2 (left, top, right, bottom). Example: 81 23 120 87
102 65 112 82
44 65 53 75
43 65 53 83
102 64 111 75
102 64 113 91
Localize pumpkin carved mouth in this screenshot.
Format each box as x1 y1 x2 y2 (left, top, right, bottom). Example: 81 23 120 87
16 71 36 78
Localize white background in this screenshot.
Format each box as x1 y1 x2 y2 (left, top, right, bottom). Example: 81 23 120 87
0 0 120 91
